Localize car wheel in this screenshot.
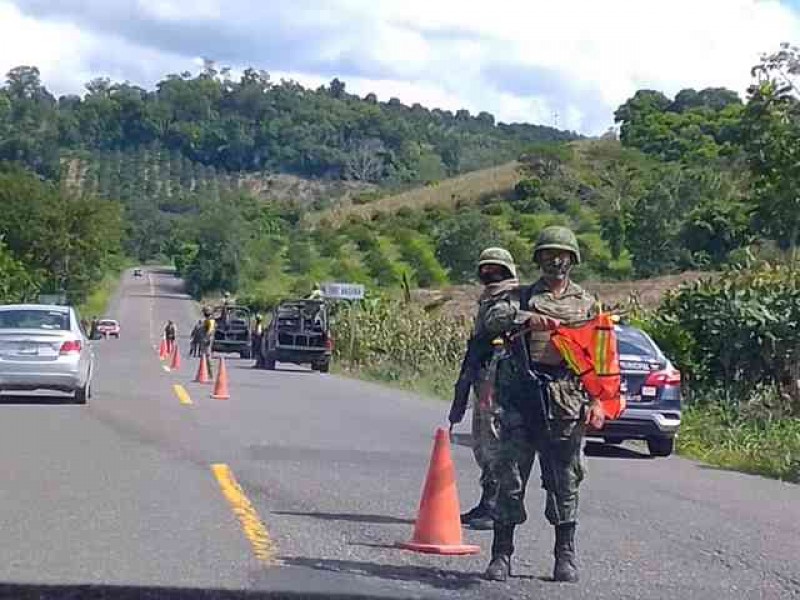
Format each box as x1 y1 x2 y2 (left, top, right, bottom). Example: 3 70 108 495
316 361 330 374
113 334 119 339
647 436 674 457
74 383 89 405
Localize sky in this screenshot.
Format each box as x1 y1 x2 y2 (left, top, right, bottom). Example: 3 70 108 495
1 0 799 134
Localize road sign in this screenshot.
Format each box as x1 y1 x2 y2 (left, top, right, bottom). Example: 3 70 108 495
321 282 365 300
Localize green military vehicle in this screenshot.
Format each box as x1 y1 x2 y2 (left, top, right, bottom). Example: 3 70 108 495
259 299 332 372
211 304 253 359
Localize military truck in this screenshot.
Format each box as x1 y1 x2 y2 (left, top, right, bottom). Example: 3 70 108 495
259 299 332 372
211 304 253 359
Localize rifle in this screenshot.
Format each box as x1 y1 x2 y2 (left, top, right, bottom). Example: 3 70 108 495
508 286 552 435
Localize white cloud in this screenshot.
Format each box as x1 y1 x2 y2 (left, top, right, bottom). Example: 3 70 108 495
3 0 800 133
0 1 93 93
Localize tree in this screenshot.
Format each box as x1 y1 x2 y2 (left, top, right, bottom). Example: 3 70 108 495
434 211 500 282
0 240 39 302
344 138 386 182
328 78 346 99
743 43 800 260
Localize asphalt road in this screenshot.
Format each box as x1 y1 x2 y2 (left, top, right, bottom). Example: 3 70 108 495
0 269 797 599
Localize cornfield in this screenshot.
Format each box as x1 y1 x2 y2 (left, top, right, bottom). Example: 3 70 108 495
332 299 470 377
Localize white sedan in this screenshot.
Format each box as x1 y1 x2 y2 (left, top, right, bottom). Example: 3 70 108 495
0 304 95 403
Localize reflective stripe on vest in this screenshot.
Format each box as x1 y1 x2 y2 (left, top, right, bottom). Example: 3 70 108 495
550 313 625 420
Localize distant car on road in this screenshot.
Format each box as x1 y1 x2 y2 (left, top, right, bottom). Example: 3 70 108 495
133 268 143 278
586 323 682 457
0 304 95 403
96 319 120 339
259 299 332 372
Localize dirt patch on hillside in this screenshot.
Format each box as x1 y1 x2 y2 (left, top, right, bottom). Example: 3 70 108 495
411 271 715 317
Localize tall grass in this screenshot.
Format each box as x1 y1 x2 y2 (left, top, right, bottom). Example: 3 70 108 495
679 403 799 483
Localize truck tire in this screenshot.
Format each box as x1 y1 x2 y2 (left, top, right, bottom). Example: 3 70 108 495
647 436 674 457
316 360 330 374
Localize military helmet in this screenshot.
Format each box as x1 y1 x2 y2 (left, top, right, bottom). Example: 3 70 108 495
478 247 517 279
533 226 581 264
202 306 212 317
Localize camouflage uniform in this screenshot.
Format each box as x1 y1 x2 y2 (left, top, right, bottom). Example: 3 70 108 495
484 279 595 526
469 279 518 507
482 226 597 584
449 248 518 529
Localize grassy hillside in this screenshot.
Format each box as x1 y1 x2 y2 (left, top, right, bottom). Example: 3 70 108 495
307 161 521 227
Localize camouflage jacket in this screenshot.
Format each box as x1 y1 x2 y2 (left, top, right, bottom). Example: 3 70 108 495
482 278 596 363
481 277 597 421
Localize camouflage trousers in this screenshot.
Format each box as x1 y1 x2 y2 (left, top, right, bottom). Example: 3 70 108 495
471 397 501 496
492 374 587 527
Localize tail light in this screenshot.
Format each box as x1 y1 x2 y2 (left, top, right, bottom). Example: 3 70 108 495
644 369 681 387
59 340 82 355
325 337 334 352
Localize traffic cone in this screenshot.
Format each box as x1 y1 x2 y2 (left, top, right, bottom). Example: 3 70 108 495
158 340 168 360
169 345 181 371
211 357 230 400
194 354 211 384
397 428 480 555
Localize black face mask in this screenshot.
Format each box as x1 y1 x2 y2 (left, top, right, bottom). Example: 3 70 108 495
480 271 508 284
540 255 573 281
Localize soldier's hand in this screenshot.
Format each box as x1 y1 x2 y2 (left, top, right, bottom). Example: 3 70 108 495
585 402 606 430
527 314 561 331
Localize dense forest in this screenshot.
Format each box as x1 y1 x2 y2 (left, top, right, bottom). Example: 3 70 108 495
0 62 576 184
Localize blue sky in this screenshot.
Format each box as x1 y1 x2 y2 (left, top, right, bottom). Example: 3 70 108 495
1 0 799 134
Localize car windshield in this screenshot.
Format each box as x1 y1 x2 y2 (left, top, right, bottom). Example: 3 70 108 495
98 320 117 327
0 309 70 330
617 326 660 359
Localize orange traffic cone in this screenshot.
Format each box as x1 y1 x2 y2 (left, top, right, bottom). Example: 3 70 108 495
211 357 230 400
169 345 181 371
194 354 211 384
158 339 168 360
397 428 480 555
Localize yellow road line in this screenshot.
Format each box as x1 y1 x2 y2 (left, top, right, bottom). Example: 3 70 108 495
173 384 192 405
211 464 275 564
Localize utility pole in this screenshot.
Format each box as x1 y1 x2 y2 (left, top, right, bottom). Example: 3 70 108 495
553 111 559 128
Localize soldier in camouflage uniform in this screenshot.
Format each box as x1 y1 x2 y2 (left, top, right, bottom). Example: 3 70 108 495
449 247 519 530
481 226 606 584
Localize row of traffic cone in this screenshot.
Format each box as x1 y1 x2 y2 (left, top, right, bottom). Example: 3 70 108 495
159 341 230 400
193 353 230 400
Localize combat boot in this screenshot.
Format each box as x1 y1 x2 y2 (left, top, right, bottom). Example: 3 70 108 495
460 503 489 525
462 479 497 529
484 524 514 581
553 522 579 583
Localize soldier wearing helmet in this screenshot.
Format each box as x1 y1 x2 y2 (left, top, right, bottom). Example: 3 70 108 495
199 306 216 374
480 226 602 584
449 247 519 530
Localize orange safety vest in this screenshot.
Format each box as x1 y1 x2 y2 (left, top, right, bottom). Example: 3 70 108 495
550 313 625 420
